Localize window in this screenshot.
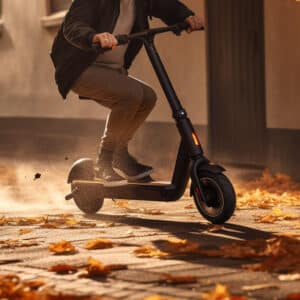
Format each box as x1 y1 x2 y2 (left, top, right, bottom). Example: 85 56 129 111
41 0 71 28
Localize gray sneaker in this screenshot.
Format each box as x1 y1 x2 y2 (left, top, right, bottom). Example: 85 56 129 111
113 148 153 181
95 164 128 187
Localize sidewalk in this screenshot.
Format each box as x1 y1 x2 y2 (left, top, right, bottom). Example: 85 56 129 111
0 195 299 300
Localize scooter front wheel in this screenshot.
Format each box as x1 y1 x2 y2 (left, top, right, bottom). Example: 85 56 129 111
191 172 236 224
72 184 104 215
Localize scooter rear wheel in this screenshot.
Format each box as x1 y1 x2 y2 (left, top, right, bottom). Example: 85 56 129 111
192 172 236 224
72 184 104 215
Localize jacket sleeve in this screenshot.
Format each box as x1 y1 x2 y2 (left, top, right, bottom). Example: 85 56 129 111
62 0 98 51
149 0 195 25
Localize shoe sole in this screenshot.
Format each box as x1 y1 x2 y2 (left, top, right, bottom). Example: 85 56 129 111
113 168 153 181
95 177 128 187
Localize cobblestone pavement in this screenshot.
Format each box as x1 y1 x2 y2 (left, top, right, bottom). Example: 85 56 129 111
0 162 299 299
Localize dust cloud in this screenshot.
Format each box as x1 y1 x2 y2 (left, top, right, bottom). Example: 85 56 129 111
0 160 72 213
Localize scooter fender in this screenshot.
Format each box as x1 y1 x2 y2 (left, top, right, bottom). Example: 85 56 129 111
67 158 95 184
195 163 226 175
190 160 226 197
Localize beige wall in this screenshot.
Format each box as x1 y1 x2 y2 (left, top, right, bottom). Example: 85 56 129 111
0 0 207 125
264 0 300 130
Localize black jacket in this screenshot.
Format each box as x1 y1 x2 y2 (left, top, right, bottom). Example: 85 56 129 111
50 0 194 99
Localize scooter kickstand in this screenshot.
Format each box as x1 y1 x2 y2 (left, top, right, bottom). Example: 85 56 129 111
65 187 79 201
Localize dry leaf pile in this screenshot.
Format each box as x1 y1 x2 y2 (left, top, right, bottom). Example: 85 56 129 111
114 200 164 215
19 228 33 235
253 207 299 224
135 235 300 274
134 238 201 258
0 214 97 229
0 273 109 299
236 170 300 209
0 239 39 249
0 216 47 226
201 284 247 300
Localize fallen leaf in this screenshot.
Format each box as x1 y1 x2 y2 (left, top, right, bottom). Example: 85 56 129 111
243 236 300 273
48 240 77 255
113 200 163 215
114 200 129 208
24 279 45 290
0 239 38 249
201 284 248 300
159 273 197 284
286 294 300 300
254 207 298 224
159 238 201 255
0 273 106 299
184 204 194 209
134 245 169 258
236 170 300 209
19 228 33 235
84 239 114 250
49 264 78 275
84 257 111 278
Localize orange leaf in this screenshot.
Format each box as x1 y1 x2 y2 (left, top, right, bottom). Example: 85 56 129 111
134 245 169 258
48 240 77 255
49 264 78 274
85 257 111 278
19 228 33 235
159 273 197 284
286 294 300 300
201 284 248 300
84 239 114 250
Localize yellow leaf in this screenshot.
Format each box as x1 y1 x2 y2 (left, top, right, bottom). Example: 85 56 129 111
84 239 114 250
48 240 77 255
18 228 33 235
85 257 111 277
134 245 169 258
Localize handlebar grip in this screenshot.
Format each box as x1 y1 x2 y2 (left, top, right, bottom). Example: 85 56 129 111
173 22 205 35
115 34 129 45
92 34 129 53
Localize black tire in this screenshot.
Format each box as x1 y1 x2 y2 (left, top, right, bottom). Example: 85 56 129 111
72 184 104 215
192 172 236 224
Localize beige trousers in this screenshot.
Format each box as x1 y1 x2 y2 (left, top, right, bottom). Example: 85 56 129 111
71 64 157 152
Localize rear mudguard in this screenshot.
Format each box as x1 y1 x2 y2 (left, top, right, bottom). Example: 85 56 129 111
67 158 95 184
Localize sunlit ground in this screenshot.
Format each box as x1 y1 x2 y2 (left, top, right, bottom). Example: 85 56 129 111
0 158 299 299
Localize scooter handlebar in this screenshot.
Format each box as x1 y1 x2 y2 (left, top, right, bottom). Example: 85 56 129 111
92 22 204 52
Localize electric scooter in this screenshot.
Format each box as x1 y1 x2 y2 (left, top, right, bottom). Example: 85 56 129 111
65 22 236 224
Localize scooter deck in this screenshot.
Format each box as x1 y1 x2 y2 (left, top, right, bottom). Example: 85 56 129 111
73 179 171 187
71 179 180 202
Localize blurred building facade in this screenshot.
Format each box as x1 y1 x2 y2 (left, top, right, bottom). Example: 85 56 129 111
0 0 299 179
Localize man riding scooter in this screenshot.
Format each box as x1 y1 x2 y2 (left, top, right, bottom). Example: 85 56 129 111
51 0 204 186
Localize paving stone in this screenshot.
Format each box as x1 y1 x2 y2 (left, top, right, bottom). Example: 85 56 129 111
0 184 299 300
